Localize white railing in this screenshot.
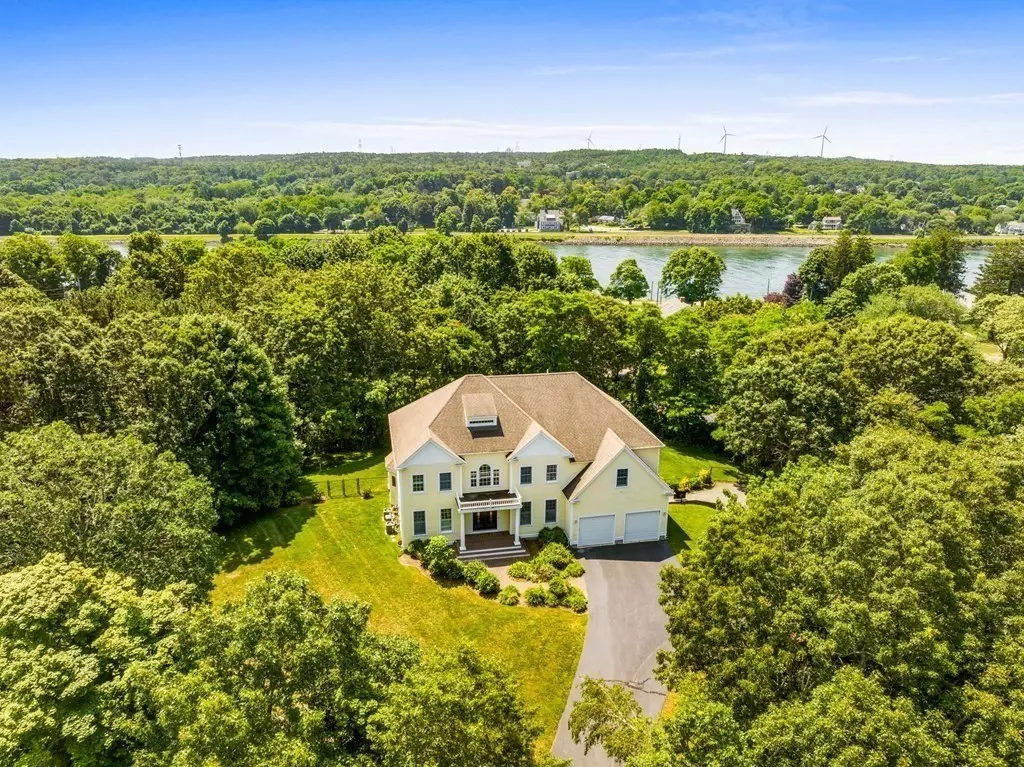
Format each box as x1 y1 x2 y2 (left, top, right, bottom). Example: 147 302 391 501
456 490 522 512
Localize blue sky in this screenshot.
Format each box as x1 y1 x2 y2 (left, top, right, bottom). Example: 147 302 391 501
2 0 1023 163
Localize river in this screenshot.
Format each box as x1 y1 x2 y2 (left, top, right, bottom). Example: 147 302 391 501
545 244 988 298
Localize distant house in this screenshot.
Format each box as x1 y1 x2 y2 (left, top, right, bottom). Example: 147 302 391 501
995 221 1024 235
730 208 751 233
821 216 843 231
594 215 620 225
517 160 532 168
536 209 564 232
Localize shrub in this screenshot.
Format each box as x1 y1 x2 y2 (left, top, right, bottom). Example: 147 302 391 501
461 560 488 584
524 586 547 606
475 571 500 595
543 589 561 607
405 539 427 560
564 587 588 613
508 561 535 580
360 488 373 499
537 526 570 547
564 561 585 578
424 536 463 580
533 563 558 582
697 467 714 489
678 476 692 493
498 585 520 606
534 542 574 569
547 576 569 600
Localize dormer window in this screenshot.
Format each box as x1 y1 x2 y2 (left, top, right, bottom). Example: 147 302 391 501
463 393 498 429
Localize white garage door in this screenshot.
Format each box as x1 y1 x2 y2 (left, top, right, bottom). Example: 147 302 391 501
624 511 661 543
578 515 616 547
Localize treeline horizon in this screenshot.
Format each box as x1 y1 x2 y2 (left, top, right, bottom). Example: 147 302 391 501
3 148 1024 238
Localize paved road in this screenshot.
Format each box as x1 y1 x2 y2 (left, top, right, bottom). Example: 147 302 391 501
551 541 677 766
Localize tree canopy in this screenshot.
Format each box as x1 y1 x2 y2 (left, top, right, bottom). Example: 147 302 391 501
0 423 219 592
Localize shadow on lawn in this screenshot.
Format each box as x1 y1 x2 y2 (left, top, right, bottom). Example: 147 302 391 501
221 503 317 572
307 450 389 478
666 501 718 554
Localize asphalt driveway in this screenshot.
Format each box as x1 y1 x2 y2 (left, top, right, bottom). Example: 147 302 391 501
551 541 677 766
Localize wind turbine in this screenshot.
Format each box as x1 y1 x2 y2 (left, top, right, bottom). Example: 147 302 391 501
585 131 595 150
719 125 735 154
813 125 831 158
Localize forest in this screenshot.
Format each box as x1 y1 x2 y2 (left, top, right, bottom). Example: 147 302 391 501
3 149 1024 237
2 223 1024 766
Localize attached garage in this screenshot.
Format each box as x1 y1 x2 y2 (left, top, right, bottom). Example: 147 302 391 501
577 514 616 547
624 510 661 543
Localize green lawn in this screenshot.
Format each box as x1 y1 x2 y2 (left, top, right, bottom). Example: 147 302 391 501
659 442 743 488
659 443 738 560
213 451 586 754
667 502 718 559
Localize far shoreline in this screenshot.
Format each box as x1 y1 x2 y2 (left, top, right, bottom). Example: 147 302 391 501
1 229 1008 249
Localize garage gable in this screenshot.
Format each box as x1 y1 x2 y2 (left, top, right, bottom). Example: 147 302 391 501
568 429 672 504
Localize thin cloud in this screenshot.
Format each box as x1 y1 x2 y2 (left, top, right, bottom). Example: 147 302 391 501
660 41 811 59
242 118 690 140
872 55 924 63
531 64 668 76
782 90 1024 107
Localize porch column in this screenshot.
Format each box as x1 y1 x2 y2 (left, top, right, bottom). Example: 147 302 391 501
514 505 521 545
460 510 467 550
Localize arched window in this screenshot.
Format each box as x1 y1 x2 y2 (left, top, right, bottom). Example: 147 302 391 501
478 464 492 487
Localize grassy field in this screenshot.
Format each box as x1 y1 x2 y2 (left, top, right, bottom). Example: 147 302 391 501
213 450 586 753
659 443 743 488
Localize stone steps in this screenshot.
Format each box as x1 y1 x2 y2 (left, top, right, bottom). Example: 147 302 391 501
457 544 529 562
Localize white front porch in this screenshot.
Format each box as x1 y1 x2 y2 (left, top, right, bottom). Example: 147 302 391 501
455 489 523 549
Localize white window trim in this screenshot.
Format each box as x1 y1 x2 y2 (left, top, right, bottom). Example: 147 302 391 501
470 470 478 488
545 464 559 483
520 501 533 526
439 508 453 533
413 509 427 537
438 472 452 492
412 474 425 493
615 468 630 489
520 465 533 485
478 464 493 487
544 498 557 524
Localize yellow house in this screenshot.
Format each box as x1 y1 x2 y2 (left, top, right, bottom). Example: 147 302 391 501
385 372 673 561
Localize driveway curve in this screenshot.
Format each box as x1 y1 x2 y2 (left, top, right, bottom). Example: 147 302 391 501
551 541 677 766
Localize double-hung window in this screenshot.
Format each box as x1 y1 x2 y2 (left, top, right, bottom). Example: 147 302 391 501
439 508 453 533
413 510 427 536
520 501 532 526
545 464 558 482
412 474 425 493
544 499 557 524
615 468 629 488
438 472 452 491
470 470 478 488
520 466 533 485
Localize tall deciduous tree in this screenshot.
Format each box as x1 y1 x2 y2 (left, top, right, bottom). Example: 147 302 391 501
98 313 301 525
661 246 726 304
0 423 219 592
370 644 541 767
605 258 649 303
974 240 1024 297
0 555 186 766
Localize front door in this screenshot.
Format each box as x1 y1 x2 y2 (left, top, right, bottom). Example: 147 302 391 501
472 510 498 532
